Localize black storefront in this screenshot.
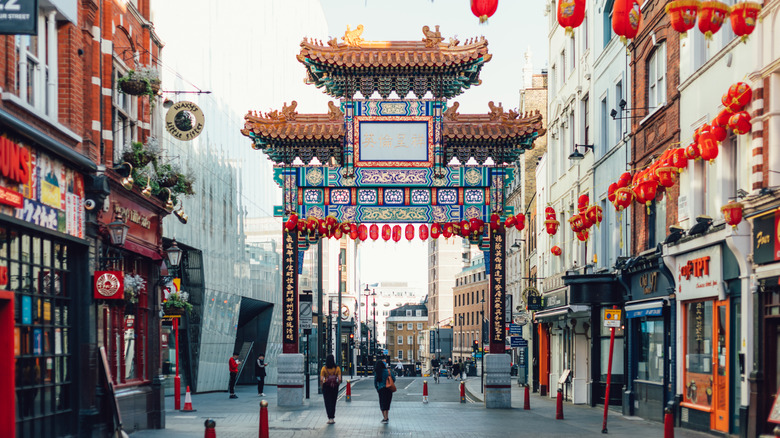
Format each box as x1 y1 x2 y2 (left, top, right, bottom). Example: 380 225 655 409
619 252 675 422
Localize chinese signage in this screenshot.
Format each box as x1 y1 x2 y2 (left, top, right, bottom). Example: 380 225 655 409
0 0 37 35
93 271 124 300
282 229 298 350
753 209 780 265
355 116 433 168
677 245 721 300
489 227 506 351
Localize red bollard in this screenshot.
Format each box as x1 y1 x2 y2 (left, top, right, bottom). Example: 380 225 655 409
664 407 674 438
460 381 465 403
259 400 269 438
555 388 564 420
174 374 181 410
346 380 351 402
524 385 531 410
204 419 216 438
423 380 429 404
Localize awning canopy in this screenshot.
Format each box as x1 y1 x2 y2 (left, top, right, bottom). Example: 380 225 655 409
625 299 665 319
534 305 590 322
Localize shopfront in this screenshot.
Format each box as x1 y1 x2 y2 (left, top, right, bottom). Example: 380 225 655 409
671 243 741 434
748 208 780 436
0 124 94 437
621 253 675 422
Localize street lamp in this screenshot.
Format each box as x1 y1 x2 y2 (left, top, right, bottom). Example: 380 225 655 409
107 212 130 246
458 314 464 363
480 297 485 393
362 285 371 375
372 289 377 362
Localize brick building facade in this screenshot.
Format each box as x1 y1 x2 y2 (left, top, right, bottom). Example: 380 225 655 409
386 304 427 365
452 256 488 363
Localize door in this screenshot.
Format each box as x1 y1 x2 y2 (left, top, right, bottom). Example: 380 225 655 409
713 301 729 432
0 291 14 438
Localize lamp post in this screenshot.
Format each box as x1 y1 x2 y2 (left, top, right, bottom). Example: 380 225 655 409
480 297 485 393
372 289 377 362
363 285 371 375
458 314 464 363
165 239 183 410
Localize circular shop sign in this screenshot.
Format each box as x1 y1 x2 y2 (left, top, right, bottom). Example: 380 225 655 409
165 101 205 141
96 272 122 298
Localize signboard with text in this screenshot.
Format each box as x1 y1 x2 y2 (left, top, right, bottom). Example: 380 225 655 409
300 290 312 333
0 0 37 35
489 227 506 352
753 209 780 265
282 229 299 351
604 309 622 327
676 245 722 300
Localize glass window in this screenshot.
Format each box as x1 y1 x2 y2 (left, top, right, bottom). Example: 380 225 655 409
603 0 614 47
112 66 138 164
648 43 667 109
397 350 403 360
14 13 55 114
417 323 423 330
637 318 664 382
397 336 403 345
684 300 713 408
408 335 413 345
407 323 413 330
397 323 403 330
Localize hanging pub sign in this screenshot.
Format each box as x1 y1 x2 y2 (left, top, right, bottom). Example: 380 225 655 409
282 229 299 350
489 227 506 350
0 0 38 35
165 101 205 141
524 287 542 310
753 209 780 265
94 271 124 300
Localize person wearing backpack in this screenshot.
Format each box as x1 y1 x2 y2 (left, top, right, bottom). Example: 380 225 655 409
319 354 342 424
255 353 267 396
374 356 396 424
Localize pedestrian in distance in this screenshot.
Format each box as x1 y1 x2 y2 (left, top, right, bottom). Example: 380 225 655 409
255 353 267 396
228 352 241 398
374 356 396 424
446 357 453 379
459 359 465 380
452 361 460 381
320 354 342 424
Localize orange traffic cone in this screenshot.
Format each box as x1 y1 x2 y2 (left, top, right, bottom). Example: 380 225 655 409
182 386 196 412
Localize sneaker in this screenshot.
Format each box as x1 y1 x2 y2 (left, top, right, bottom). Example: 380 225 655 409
229 394 238 399
381 419 388 424
260 393 266 397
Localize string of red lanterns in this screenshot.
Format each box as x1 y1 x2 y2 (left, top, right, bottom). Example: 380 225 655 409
667 1 761 42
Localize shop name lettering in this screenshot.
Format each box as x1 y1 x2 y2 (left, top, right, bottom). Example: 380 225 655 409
546 295 563 306
640 272 658 294
114 206 151 229
755 231 771 248
680 256 710 280
0 136 31 185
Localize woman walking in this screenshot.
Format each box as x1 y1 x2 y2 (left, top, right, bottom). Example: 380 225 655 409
374 357 396 424
319 354 342 424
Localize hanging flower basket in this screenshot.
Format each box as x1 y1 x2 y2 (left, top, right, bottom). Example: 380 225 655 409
158 174 179 188
116 66 161 98
120 79 150 96
163 306 186 316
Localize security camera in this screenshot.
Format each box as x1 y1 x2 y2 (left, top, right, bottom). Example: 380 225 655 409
84 199 96 210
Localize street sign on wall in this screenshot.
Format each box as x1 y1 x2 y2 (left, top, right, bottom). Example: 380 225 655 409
300 290 313 333
510 337 527 348
0 0 38 35
604 309 622 327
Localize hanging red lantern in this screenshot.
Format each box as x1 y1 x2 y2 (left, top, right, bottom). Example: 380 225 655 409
721 200 744 229
515 214 526 231
419 224 429 241
569 215 584 233
551 246 562 256
576 229 589 242
333 227 343 240
618 172 633 188
698 1 729 39
671 148 688 171
471 0 499 24
381 224 392 241
728 111 752 135
459 220 471 238
612 0 642 44
727 82 753 110
667 0 701 36
581 213 594 229
586 205 603 227
710 121 728 142
430 223 442 239
729 2 762 43
614 187 634 211
557 0 586 35
685 142 701 160
405 224 415 241
349 228 359 240
442 222 454 239
469 218 484 234
358 224 368 241
504 215 516 229
607 183 618 203
489 213 502 230
545 206 557 220
578 194 590 213
284 213 298 231
635 178 659 212
698 131 719 162
318 222 328 236
544 207 560 236
369 224 379 240
655 166 677 188
392 225 402 242
715 108 732 127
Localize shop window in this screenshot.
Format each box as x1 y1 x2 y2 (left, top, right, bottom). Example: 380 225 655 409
684 300 713 409
637 318 664 382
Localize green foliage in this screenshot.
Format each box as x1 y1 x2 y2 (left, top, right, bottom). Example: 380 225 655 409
120 139 195 205
163 292 193 314
116 66 161 100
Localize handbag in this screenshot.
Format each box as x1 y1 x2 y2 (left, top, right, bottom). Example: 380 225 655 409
385 373 397 393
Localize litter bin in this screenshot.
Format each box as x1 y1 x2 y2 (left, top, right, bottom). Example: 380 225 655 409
467 364 477 376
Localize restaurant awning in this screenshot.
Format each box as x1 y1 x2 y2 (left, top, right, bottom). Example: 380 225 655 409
534 305 590 322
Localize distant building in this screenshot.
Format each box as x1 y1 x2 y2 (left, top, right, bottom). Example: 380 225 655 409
386 304 428 364
452 254 489 362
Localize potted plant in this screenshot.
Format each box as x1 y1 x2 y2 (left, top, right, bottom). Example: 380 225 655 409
123 273 145 312
156 163 181 188
122 139 160 168
117 66 161 97
163 291 193 315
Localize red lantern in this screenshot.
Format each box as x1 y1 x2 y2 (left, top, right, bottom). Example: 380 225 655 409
551 246 562 256
459 220 471 238
471 0 499 24
569 215 584 233
419 224 429 241
635 178 659 210
618 172 632 188
557 0 586 35
671 148 688 170
698 1 729 39
284 213 298 231
729 2 762 42
369 224 379 240
405 224 415 241
349 228 359 240
431 223 442 239
667 0 701 36
392 225 402 243
608 183 618 203
442 223 454 239
586 205 603 227
612 0 642 44
698 131 719 162
721 201 743 229
656 166 677 188
728 111 752 135
358 224 368 241
333 227 343 240
685 142 701 160
515 214 526 231
710 122 727 142
614 187 634 211
578 194 589 213
381 224 392 241
727 82 752 110
545 206 557 220
715 108 732 127
576 229 589 242
544 210 560 236
505 214 517 229
489 213 502 230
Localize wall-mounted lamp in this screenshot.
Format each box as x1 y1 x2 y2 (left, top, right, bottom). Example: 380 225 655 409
164 188 175 213
163 99 174 109
166 238 183 269
174 202 188 224
107 212 130 246
112 162 134 190
611 99 657 120
510 239 525 251
568 144 594 161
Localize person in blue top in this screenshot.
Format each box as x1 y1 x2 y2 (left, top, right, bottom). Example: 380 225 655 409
374 356 396 424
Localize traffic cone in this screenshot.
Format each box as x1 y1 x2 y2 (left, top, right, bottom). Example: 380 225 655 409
204 419 216 438
423 380 429 404
460 381 466 403
346 380 351 402
182 386 197 412
259 400 269 438
524 385 531 410
664 407 674 438
555 388 564 420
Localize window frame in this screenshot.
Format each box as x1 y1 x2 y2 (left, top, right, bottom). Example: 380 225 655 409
648 43 667 110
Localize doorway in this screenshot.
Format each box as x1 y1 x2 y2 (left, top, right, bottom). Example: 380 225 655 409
0 291 14 438
713 301 730 432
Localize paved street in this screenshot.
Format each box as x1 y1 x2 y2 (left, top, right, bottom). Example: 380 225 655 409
128 376 715 438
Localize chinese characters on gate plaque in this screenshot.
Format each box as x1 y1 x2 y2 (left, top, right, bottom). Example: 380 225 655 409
283 230 298 344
